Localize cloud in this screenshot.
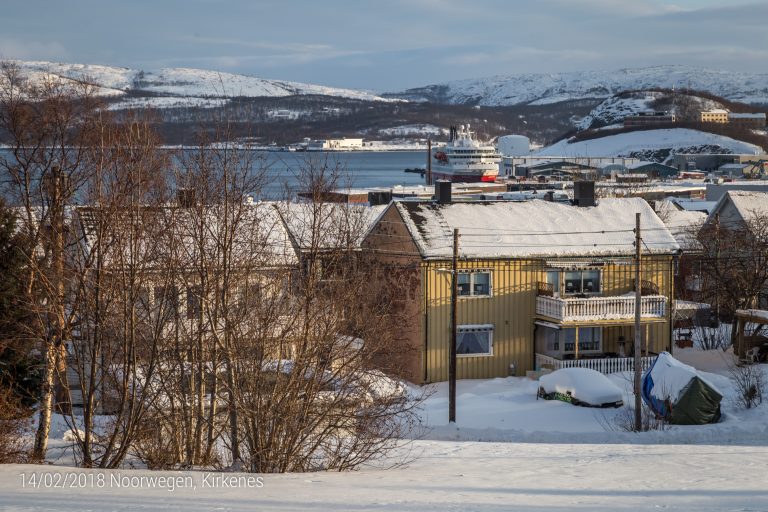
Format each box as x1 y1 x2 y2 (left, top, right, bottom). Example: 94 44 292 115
0 38 68 61
3 0 767 90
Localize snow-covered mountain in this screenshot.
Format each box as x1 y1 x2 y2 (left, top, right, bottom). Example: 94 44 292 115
11 61 398 109
389 66 768 106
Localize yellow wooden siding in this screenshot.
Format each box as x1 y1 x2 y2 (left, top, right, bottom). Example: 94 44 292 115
423 255 674 382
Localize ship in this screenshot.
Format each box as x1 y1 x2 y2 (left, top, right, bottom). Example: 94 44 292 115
430 125 501 183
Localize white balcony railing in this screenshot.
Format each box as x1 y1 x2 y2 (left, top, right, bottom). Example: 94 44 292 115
536 353 656 375
536 295 667 322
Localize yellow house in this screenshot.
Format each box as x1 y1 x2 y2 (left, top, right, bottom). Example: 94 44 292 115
363 196 680 383
700 109 729 123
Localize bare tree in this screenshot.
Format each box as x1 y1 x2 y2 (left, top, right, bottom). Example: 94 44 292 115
695 212 768 344
65 110 172 468
0 60 103 460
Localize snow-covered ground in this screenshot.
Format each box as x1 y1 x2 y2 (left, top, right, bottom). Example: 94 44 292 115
3 350 766 511
2 441 767 511
537 128 763 158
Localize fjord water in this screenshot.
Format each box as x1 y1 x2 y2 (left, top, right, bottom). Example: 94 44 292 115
257 150 428 198
0 149 430 200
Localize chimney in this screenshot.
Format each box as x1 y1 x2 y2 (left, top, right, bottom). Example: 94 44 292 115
368 191 392 206
572 181 596 207
435 180 452 205
177 188 196 208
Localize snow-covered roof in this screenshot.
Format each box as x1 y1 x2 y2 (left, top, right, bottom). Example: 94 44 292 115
394 198 679 260
276 203 387 251
708 190 768 225
77 202 297 269
657 200 706 251
736 309 768 323
669 198 717 214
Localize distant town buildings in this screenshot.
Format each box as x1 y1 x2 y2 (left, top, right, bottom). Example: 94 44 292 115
623 111 676 128
307 138 364 151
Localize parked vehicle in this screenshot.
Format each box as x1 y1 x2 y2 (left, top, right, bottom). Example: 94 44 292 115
537 367 624 407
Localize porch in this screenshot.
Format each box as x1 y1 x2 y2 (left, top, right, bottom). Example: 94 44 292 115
536 293 667 323
535 353 657 374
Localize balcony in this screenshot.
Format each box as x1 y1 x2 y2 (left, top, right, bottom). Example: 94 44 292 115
536 353 657 375
536 293 667 323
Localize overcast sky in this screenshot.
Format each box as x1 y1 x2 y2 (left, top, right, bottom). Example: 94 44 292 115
3 0 766 91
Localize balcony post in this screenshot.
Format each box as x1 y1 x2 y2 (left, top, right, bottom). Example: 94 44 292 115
575 326 579 360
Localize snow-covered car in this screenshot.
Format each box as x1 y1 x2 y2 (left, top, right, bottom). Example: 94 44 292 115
537 367 623 408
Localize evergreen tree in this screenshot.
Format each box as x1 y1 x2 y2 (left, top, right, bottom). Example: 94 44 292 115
0 199 40 408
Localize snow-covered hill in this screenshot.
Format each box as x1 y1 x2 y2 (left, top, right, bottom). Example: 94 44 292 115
537 128 763 159
576 90 726 130
391 65 768 106
12 61 397 109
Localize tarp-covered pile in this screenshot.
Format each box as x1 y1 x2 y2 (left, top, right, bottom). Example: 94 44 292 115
642 352 722 425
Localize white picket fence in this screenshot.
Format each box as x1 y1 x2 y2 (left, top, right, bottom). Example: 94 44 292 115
536 295 667 322
536 353 656 375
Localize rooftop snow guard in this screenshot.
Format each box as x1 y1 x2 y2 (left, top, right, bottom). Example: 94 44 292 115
641 352 722 425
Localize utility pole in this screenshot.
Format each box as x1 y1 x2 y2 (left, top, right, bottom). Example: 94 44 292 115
426 139 432 185
449 228 459 423
634 212 642 432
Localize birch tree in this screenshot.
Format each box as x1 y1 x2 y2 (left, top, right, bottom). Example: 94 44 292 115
0 61 102 460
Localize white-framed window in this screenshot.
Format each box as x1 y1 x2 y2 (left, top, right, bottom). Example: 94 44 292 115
686 274 702 292
457 324 494 356
563 327 602 353
457 270 492 297
563 269 601 295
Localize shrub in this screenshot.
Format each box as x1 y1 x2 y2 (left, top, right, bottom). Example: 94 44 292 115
730 363 765 409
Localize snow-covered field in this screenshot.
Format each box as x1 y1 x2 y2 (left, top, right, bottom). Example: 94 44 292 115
2 350 767 511
537 128 763 158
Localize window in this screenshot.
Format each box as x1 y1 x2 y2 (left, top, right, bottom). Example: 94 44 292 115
563 327 601 352
686 274 702 292
186 286 202 320
563 269 601 294
154 285 179 321
546 271 561 297
457 271 492 297
457 325 493 356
